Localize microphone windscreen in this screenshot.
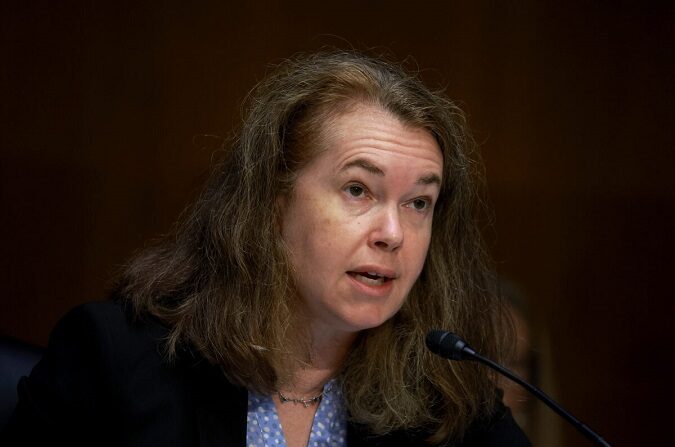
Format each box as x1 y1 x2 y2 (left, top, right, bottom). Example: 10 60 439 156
425 330 467 360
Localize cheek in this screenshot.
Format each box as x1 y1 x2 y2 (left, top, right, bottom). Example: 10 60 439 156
309 198 355 244
409 228 433 274
284 204 340 266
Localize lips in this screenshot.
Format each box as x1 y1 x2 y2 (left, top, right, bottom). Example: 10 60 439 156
347 267 397 287
348 272 388 286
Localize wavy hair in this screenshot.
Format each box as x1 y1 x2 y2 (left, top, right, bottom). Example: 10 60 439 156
114 50 511 443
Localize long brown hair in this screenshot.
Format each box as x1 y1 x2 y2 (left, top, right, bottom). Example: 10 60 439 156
114 50 511 443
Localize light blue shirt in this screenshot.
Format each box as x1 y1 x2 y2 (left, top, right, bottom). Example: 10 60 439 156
246 379 347 447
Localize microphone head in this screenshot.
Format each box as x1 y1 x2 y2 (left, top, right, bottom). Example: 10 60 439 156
425 330 471 360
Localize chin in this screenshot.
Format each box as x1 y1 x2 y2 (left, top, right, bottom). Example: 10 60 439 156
341 311 398 333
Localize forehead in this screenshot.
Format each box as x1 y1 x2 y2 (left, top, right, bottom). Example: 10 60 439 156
313 103 443 174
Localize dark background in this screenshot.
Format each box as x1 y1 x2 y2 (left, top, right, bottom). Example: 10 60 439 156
2 1 673 445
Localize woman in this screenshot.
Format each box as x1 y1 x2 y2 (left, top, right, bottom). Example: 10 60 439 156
3 51 530 446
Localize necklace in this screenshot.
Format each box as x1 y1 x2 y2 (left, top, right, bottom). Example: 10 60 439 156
277 390 323 408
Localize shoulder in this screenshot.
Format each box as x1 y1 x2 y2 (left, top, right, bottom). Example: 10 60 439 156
60 299 167 348
1 300 191 445
38 300 170 377
53 299 167 343
20 299 174 399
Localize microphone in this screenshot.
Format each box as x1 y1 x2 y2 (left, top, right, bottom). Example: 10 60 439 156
426 330 612 447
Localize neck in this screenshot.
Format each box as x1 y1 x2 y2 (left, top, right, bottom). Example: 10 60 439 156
279 326 357 397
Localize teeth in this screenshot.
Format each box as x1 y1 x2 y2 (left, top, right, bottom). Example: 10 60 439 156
354 273 385 286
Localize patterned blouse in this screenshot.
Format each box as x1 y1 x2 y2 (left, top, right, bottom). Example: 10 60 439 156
246 379 347 447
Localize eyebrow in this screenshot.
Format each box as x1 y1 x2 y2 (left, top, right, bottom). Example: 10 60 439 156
341 159 384 176
340 158 442 186
417 173 442 186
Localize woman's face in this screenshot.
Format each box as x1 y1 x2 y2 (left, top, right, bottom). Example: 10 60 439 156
280 104 443 339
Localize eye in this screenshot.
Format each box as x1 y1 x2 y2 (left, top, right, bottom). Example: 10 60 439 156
346 184 367 198
407 198 431 212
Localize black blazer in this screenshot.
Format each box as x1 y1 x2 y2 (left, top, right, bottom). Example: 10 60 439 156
1 301 530 446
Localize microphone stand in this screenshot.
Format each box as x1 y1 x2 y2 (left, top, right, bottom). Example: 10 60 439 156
427 331 612 447
468 350 611 447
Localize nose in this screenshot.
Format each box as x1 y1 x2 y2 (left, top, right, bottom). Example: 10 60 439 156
369 205 403 252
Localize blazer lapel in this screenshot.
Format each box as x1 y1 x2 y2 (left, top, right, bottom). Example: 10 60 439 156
187 359 248 447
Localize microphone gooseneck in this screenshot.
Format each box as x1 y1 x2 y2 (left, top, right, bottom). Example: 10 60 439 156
425 330 612 447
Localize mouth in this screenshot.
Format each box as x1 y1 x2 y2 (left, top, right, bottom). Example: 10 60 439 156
347 271 394 286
